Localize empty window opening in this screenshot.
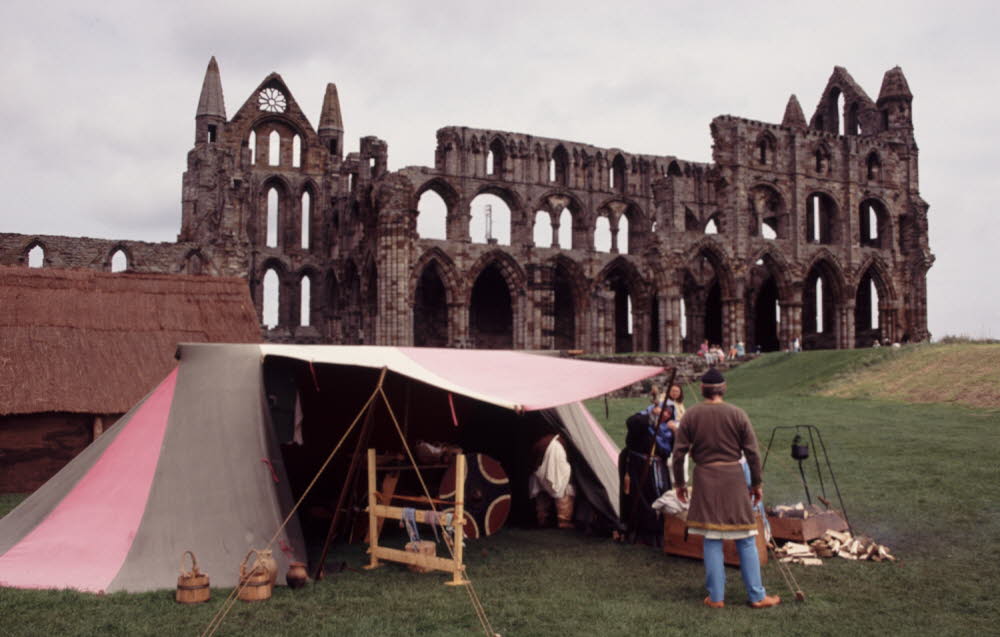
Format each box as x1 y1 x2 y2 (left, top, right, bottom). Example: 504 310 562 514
249 131 256 165
470 264 513 349
263 269 279 328
758 138 768 164
859 201 884 248
551 146 569 186
611 155 626 193
836 91 845 136
761 220 778 240
866 153 881 181
27 244 44 268
292 135 301 168
594 217 612 252
854 270 882 347
414 264 449 347
301 191 311 249
847 102 860 135
207 125 217 143
754 277 780 352
815 278 824 333
348 173 355 191
679 298 687 339
416 190 448 240
110 249 127 273
268 131 280 166
806 193 837 244
533 211 553 247
487 139 505 178
267 188 279 247
705 218 719 235
300 275 311 326
618 216 630 254
607 269 633 353
329 137 338 155
469 194 511 245
553 265 576 349
368 157 376 172
558 208 573 249
871 280 879 329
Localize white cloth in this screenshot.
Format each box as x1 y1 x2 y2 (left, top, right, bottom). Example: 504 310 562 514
528 436 573 499
652 489 689 516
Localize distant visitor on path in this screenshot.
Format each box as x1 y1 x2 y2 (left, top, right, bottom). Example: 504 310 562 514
671 369 781 609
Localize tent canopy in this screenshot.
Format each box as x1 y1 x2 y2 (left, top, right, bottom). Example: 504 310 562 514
0 344 662 593
259 344 661 412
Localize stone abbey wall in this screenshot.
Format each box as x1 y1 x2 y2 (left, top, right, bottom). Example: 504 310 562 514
1 61 934 352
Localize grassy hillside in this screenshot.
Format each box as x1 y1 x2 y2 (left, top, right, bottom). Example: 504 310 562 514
2 348 999 636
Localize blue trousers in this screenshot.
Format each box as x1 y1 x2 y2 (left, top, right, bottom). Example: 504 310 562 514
703 536 767 603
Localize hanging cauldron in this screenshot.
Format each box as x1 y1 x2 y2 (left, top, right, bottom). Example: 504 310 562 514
791 434 810 461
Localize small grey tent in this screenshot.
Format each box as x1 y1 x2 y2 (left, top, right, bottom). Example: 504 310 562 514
0 343 661 592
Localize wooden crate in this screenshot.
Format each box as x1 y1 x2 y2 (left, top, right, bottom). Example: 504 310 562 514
766 510 848 542
663 512 767 566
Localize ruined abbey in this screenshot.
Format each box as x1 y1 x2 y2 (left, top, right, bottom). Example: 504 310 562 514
0 59 933 352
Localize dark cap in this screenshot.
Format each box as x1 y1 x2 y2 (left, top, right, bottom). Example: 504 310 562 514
701 368 725 385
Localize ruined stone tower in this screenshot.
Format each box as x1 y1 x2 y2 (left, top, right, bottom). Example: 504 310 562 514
1 60 934 352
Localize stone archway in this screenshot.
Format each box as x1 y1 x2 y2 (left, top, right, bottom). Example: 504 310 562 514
469 263 513 349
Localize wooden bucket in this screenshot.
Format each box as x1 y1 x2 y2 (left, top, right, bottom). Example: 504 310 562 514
176 550 210 604
237 550 273 602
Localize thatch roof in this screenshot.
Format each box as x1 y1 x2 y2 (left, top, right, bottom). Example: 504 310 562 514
0 266 261 415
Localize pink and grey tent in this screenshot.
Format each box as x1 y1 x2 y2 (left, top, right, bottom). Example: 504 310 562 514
0 343 662 593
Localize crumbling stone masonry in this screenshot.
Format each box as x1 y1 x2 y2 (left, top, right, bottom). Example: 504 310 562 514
0 60 934 352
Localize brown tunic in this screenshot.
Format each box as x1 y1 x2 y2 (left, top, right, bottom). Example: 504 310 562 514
670 402 762 532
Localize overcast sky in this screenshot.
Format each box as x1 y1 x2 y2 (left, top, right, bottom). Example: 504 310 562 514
0 1 995 339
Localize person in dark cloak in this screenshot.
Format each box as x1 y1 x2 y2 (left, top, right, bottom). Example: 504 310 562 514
618 392 677 544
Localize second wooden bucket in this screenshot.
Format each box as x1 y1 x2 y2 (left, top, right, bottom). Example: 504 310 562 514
237 550 273 602
176 550 210 604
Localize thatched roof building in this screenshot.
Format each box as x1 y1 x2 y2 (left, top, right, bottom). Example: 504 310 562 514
0 266 261 491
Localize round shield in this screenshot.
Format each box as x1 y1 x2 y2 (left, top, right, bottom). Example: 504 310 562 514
439 453 511 539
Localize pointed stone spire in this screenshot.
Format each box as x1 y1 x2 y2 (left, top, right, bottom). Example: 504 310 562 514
782 94 807 128
319 83 344 133
877 66 912 104
318 83 345 158
196 57 226 119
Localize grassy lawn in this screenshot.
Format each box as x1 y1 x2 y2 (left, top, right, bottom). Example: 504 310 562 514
2 347 999 635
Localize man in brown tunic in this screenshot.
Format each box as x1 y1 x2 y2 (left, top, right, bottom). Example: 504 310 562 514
671 368 780 609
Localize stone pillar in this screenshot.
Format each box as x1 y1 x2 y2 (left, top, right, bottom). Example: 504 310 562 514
838 303 855 350
447 195 470 242
723 296 745 350
449 302 468 347
666 293 683 353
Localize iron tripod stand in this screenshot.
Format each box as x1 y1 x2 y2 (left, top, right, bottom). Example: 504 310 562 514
761 424 853 536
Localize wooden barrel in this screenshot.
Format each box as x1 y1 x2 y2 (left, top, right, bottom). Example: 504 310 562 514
176 551 210 604
237 550 273 602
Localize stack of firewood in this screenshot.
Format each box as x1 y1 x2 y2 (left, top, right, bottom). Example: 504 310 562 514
809 529 896 562
773 541 824 566
773 530 896 565
767 502 825 519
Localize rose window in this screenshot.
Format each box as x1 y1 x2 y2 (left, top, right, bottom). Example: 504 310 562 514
258 88 287 113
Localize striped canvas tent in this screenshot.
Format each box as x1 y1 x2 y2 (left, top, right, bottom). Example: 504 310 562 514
0 343 661 592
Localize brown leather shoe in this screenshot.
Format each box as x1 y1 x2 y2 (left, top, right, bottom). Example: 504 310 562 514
748 595 781 609
703 596 724 609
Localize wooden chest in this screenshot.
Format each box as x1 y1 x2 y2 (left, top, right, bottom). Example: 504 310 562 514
766 510 848 542
663 512 768 566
